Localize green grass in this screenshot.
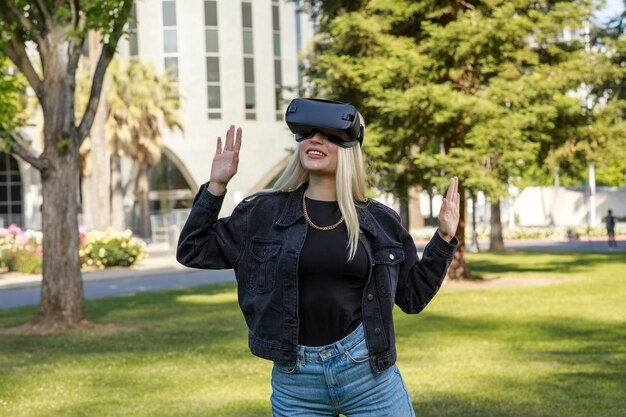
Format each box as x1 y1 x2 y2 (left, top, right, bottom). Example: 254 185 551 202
0 252 624 417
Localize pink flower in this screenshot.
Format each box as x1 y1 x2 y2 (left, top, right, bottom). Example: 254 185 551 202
7 224 23 236
78 225 88 244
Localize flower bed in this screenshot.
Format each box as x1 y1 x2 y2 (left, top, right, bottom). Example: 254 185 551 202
0 225 145 274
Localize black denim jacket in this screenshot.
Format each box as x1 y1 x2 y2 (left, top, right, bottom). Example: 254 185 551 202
177 182 458 373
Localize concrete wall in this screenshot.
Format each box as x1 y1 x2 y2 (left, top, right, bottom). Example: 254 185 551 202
126 0 314 216
514 186 626 227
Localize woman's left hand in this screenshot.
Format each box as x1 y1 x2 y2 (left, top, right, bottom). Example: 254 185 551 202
437 176 460 242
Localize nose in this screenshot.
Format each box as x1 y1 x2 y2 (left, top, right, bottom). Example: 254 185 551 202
308 131 326 144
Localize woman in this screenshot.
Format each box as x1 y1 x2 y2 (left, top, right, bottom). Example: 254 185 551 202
177 102 460 416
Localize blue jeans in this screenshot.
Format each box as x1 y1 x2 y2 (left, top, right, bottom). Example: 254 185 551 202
271 323 416 417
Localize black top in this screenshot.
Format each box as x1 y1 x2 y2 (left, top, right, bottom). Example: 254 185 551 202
297 197 369 347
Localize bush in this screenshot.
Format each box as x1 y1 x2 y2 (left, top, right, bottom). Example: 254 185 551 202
0 225 43 274
80 228 146 269
0 225 145 273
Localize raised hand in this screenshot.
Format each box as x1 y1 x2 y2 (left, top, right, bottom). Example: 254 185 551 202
437 176 460 242
208 125 242 195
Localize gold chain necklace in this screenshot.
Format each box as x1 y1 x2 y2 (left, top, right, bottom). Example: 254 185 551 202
301 193 344 231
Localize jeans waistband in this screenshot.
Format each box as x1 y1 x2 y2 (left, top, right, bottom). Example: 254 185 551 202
297 323 365 363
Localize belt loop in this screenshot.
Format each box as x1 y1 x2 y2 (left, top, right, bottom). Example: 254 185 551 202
297 345 306 364
336 340 347 356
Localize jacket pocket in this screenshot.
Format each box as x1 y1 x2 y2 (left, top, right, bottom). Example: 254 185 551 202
247 239 282 293
372 244 405 296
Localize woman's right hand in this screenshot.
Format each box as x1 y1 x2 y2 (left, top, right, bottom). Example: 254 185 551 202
208 125 242 195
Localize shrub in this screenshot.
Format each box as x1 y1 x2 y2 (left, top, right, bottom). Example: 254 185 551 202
80 228 146 269
0 225 43 273
0 225 145 273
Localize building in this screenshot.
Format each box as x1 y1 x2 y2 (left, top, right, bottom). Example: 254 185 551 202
122 0 316 218
8 0 316 234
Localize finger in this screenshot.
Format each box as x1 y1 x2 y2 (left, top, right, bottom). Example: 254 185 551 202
452 176 458 198
216 136 222 155
234 127 243 152
455 192 460 209
451 177 459 206
446 178 455 201
439 198 448 217
225 124 235 151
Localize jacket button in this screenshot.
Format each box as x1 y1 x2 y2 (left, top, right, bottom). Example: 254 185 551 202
389 253 395 260
367 293 374 301
374 327 381 335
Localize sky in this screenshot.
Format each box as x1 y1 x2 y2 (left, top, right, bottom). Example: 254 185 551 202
595 0 625 24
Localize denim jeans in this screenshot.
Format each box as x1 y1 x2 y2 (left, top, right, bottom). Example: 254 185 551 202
271 323 416 417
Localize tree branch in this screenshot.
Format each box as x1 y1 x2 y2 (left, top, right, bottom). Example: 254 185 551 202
2 37 44 101
67 1 86 76
69 0 79 29
2 131 43 171
77 44 115 145
33 0 54 30
77 0 134 145
0 0 42 44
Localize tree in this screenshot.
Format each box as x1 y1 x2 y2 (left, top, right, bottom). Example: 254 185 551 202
0 0 134 331
302 0 623 277
100 57 183 237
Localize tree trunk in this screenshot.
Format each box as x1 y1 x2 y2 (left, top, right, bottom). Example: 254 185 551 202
31 132 85 329
87 31 111 229
446 183 472 280
111 153 125 230
409 186 424 230
28 28 87 330
137 162 151 238
489 198 505 252
427 186 435 226
81 173 93 229
399 198 409 230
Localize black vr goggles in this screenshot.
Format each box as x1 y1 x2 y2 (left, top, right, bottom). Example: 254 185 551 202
285 98 364 148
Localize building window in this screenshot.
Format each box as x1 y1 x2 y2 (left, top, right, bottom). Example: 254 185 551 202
0 153 23 228
128 3 139 56
162 0 179 77
242 1 255 120
272 0 283 121
205 0 221 119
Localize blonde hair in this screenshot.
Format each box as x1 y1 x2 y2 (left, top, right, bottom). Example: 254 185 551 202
273 144 367 262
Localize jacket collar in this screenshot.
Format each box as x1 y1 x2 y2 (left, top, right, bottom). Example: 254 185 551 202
275 183 307 227
275 182 377 237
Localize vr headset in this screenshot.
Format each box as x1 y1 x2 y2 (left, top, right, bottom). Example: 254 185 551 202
285 98 364 148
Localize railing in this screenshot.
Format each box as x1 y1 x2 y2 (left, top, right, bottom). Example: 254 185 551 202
149 209 191 253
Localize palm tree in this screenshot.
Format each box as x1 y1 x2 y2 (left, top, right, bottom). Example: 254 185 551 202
79 57 183 237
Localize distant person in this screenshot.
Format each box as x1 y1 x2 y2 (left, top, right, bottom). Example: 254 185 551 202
604 209 617 247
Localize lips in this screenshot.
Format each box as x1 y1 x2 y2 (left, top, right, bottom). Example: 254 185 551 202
306 148 327 158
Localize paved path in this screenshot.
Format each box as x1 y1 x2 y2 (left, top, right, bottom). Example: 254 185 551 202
1 237 623 309
0 252 236 309
0 268 235 309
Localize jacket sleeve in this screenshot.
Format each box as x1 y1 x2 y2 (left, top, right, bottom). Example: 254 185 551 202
176 183 247 269
394 231 458 314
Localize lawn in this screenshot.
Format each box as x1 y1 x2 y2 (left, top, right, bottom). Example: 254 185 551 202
0 252 624 417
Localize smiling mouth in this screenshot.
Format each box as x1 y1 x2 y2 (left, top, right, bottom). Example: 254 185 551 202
307 150 326 157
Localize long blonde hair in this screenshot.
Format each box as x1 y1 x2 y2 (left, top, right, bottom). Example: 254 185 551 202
273 144 367 262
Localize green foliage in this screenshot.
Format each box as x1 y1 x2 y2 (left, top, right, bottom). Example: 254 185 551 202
55 138 70 150
304 0 626 199
1 1 134 50
0 58 26 143
80 228 146 269
0 225 145 274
